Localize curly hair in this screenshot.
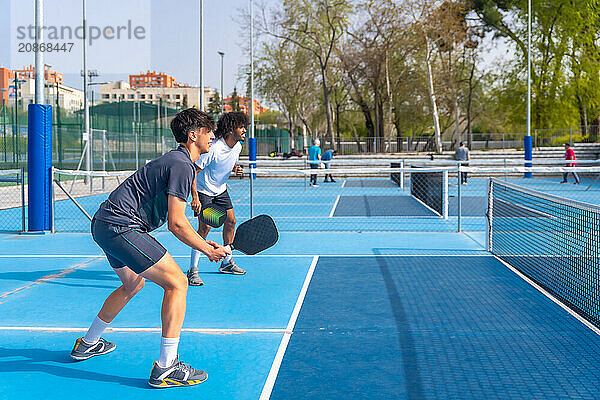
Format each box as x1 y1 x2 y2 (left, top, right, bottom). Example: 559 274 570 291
214 112 249 139
170 108 216 143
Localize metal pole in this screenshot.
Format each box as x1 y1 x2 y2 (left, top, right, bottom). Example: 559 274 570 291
135 102 139 168
83 0 91 186
199 0 204 111
20 166 26 232
102 130 106 190
50 167 55 233
250 0 254 140
457 166 461 232
527 0 531 139
35 0 44 104
218 51 224 114
249 164 254 218
570 125 573 144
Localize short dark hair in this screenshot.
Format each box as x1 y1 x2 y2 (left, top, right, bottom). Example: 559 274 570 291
170 108 216 144
459 142 464 146
564 143 571 147
215 112 249 139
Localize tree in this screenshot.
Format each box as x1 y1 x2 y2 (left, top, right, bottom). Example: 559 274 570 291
208 92 222 115
230 87 241 112
261 0 352 147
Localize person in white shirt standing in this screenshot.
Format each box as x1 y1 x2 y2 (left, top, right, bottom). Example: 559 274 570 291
187 112 247 286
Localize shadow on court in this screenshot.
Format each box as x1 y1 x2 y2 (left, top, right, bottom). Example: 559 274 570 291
0 270 119 290
0 347 149 389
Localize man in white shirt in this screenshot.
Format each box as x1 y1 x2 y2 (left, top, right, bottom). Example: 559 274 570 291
187 112 247 286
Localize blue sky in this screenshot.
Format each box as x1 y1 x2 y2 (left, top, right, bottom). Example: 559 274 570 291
0 0 271 97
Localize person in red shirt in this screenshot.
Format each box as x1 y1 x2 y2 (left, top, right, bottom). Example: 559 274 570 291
561 143 580 184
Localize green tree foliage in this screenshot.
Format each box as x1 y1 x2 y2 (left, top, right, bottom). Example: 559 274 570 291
230 87 241 112
208 92 222 115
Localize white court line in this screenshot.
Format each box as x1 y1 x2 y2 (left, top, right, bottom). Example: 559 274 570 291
0 326 289 334
329 195 341 218
259 255 319 400
0 254 492 258
342 180 347 188
493 255 600 336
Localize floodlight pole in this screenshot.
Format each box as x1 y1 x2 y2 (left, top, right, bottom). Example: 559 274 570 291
218 51 225 114
83 0 91 185
527 0 531 139
199 0 204 111
34 0 44 105
524 0 533 178
250 0 254 140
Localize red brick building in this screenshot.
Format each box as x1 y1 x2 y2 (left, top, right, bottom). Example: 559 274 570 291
13 65 63 84
223 95 266 115
129 71 189 89
0 65 63 106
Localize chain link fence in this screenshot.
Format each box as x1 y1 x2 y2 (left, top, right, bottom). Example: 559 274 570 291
0 168 26 232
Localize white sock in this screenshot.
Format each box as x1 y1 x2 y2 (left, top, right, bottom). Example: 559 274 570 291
190 249 201 271
82 316 109 345
224 253 233 264
158 336 180 368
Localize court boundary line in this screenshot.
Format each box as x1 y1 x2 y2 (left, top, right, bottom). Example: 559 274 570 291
341 180 347 188
259 255 319 400
0 254 493 258
493 255 600 336
329 195 340 218
0 326 290 334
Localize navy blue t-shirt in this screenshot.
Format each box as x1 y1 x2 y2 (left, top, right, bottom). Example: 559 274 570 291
94 145 195 232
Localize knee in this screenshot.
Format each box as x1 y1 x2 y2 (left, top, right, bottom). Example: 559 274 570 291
169 272 188 292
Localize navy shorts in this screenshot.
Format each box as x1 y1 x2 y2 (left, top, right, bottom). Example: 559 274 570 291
193 190 233 217
91 218 167 274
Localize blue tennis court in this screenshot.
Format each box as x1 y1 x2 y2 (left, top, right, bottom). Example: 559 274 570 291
2 172 600 399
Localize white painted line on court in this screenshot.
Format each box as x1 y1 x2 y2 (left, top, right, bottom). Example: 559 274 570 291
0 254 493 258
260 255 319 400
342 180 347 188
329 195 341 218
493 255 600 337
0 326 290 334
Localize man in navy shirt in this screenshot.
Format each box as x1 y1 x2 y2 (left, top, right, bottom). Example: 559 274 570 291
321 148 337 182
70 108 229 388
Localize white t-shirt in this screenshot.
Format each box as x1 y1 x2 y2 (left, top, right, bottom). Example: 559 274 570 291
195 138 242 196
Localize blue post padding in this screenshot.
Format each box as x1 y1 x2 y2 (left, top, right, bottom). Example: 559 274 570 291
249 137 257 179
524 135 533 178
27 104 53 231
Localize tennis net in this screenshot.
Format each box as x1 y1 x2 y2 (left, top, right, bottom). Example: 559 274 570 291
487 178 600 327
409 166 449 218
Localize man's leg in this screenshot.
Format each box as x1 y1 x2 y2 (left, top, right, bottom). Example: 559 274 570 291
143 252 208 388
562 172 568 183
573 171 580 184
219 208 245 275
71 265 144 361
188 221 211 286
142 252 188 338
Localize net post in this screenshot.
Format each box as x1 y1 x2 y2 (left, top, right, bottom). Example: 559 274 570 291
400 159 404 189
50 167 55 233
249 164 254 219
457 165 461 232
442 170 448 219
101 130 107 191
486 178 493 252
20 167 25 232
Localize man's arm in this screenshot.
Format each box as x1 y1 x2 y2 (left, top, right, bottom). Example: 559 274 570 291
190 165 201 214
167 195 229 262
